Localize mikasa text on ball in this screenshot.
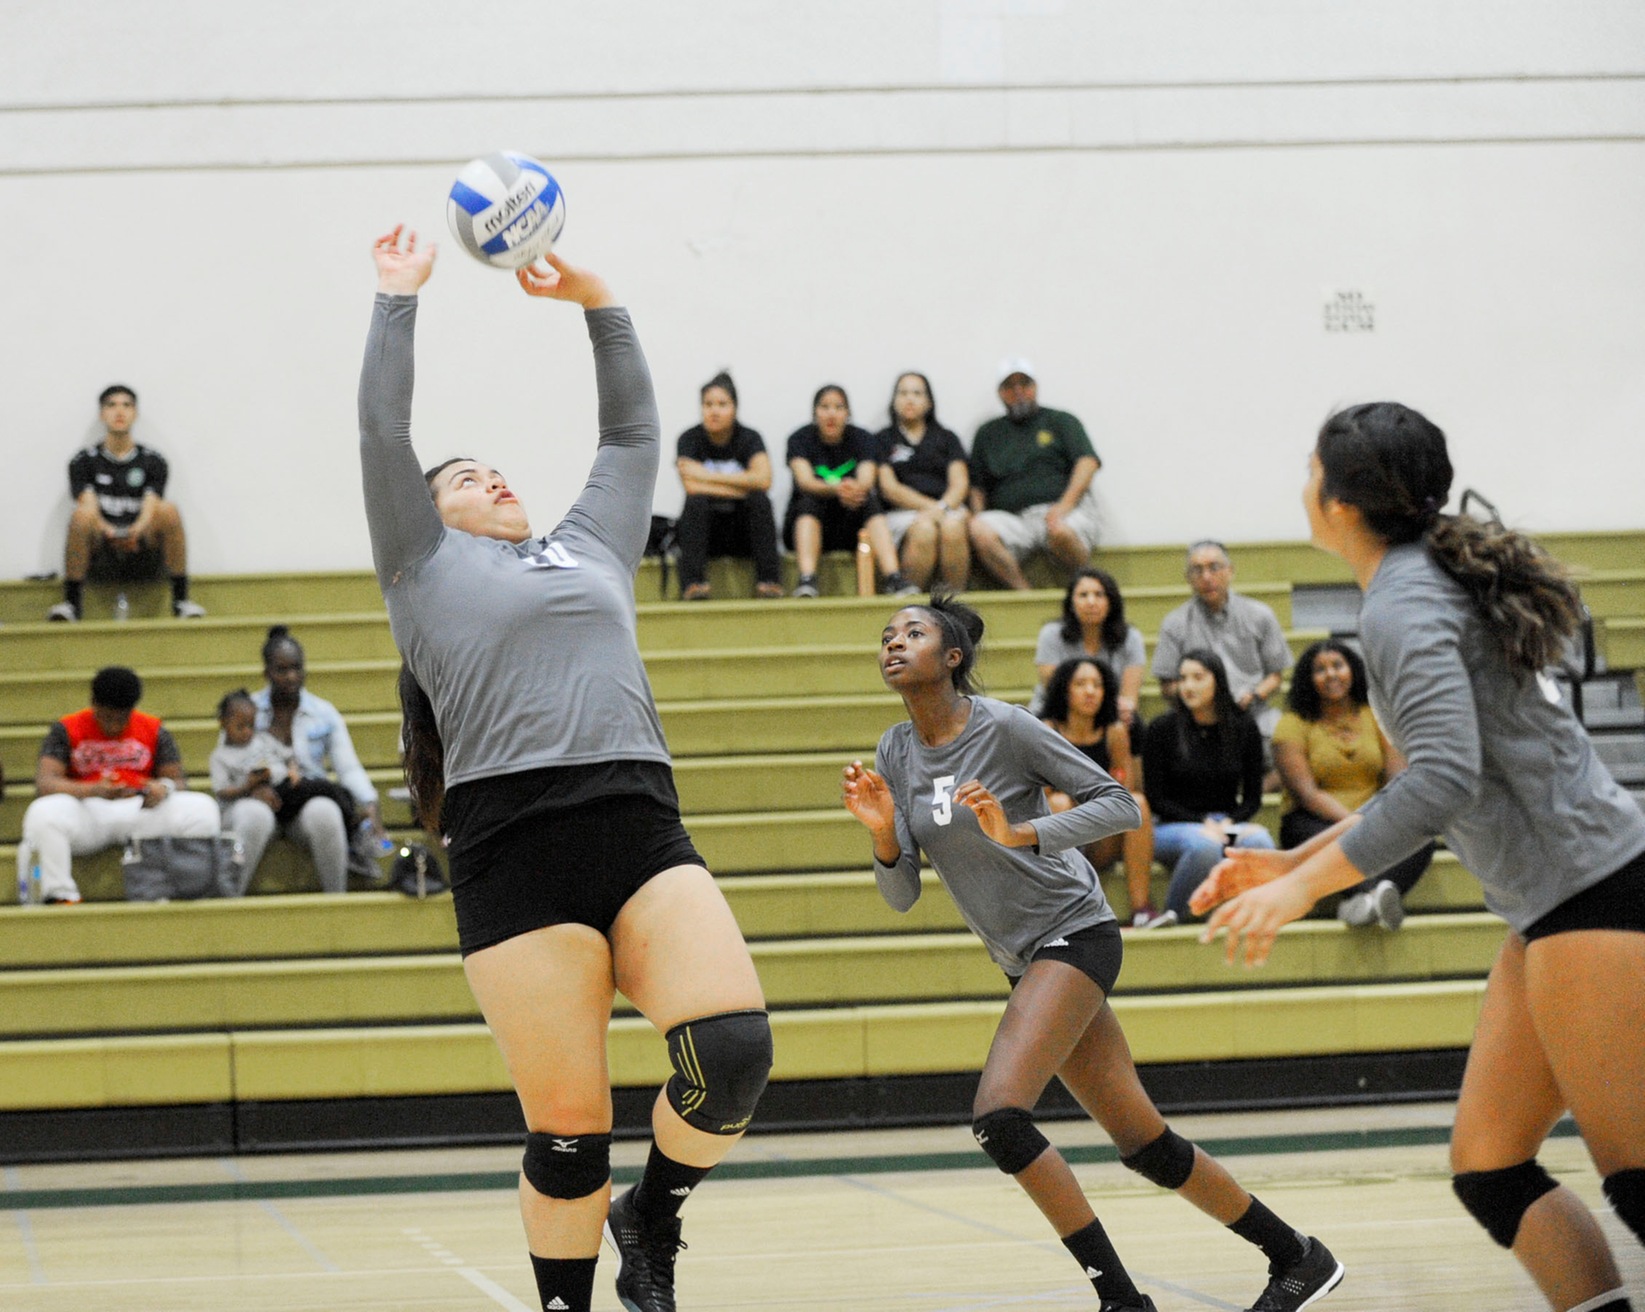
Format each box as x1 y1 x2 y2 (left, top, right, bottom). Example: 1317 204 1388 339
446 152 567 269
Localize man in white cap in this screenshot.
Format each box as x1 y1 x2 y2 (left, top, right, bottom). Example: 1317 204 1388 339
966 358 1102 589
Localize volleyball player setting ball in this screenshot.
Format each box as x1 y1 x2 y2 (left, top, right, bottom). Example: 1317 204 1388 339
1195 403 1645 1312
362 164 770 1312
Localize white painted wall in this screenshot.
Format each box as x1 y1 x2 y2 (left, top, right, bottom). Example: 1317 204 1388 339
3 2 1642 576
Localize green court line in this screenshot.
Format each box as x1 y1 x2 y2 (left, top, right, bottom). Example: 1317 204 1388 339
0 1120 1580 1212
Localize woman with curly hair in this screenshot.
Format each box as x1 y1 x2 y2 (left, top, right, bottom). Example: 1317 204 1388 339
1040 655 1159 927
1273 639 1433 929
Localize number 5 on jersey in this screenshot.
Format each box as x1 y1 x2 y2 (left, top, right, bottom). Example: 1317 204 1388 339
932 775 957 826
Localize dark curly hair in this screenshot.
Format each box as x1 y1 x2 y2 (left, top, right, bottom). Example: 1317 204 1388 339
215 688 256 721
1285 640 1369 721
1058 567 1129 651
1040 656 1119 730
1316 402 1581 674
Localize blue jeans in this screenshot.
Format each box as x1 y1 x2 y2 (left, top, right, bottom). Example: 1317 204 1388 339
1156 821 1275 919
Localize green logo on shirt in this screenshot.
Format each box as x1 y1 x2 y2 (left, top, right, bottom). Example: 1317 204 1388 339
815 459 857 483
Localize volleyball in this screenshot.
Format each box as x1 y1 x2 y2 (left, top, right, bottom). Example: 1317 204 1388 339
445 151 567 270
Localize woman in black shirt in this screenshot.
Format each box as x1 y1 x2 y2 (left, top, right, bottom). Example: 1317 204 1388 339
674 371 782 600
783 384 910 598
1143 649 1273 923
873 371 971 589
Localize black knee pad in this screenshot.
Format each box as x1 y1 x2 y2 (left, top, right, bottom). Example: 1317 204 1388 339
972 1107 1051 1176
1603 1168 1645 1243
1121 1127 1196 1190
521 1130 611 1200
1452 1159 1559 1248
665 1009 773 1135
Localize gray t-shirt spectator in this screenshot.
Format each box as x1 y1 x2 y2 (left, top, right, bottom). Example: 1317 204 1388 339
1151 593 1290 725
1028 620 1147 717
1340 542 1645 934
871 696 1139 975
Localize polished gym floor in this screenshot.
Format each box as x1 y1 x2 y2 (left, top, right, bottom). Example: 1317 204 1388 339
2 1101 1639 1310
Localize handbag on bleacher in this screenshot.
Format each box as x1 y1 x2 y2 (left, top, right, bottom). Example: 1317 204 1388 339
120 834 244 901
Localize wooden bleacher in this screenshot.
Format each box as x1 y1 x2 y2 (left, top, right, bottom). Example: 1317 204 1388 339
0 531 1640 1161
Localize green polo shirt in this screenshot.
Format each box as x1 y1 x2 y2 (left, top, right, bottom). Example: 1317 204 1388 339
969 407 1097 514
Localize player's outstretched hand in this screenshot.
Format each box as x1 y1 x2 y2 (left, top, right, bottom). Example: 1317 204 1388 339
842 761 895 832
1189 846 1295 917
373 225 436 294
1200 876 1316 969
517 251 615 310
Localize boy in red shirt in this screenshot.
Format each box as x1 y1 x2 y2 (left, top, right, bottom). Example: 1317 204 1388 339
21 667 218 903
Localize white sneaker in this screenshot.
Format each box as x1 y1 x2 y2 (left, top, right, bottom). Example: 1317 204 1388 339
1371 879 1405 931
172 599 207 619
46 601 80 622
1142 909 1178 930
1336 891 1376 926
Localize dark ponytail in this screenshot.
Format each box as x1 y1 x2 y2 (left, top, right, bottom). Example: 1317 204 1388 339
919 588 986 696
398 662 446 834
1317 402 1581 674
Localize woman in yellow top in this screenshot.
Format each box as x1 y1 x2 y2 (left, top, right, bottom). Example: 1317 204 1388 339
1272 640 1434 929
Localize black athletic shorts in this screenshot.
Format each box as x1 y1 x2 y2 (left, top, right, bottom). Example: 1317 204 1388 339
1522 846 1645 942
87 537 165 583
1005 920 1125 997
446 764 704 957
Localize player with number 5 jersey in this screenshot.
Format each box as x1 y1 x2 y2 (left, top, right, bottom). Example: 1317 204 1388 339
360 226 770 1312
843 592 1343 1312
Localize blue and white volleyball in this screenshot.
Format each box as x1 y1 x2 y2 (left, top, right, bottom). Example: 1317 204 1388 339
445 152 567 270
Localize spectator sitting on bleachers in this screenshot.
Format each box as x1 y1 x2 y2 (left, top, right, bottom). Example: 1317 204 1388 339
18 665 219 903
873 372 970 590
674 371 784 601
1143 649 1274 925
1151 540 1289 743
1040 656 1161 927
1027 567 1146 724
784 384 913 598
238 625 382 893
210 689 366 893
1273 640 1434 931
966 358 1101 589
47 383 206 622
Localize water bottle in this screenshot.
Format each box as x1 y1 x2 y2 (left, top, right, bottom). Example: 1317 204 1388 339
113 591 130 622
17 852 41 907
855 528 875 596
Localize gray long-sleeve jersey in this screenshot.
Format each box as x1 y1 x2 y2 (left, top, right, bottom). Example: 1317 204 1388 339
359 294 671 791
1340 541 1645 933
873 696 1141 975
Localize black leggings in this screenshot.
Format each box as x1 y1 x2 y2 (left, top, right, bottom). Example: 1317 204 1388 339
676 491 781 588
275 777 359 835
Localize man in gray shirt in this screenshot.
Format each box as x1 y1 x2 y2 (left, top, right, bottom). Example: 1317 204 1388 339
1151 541 1290 738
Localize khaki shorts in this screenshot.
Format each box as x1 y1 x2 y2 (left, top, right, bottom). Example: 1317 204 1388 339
884 505 968 549
975 490 1100 559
